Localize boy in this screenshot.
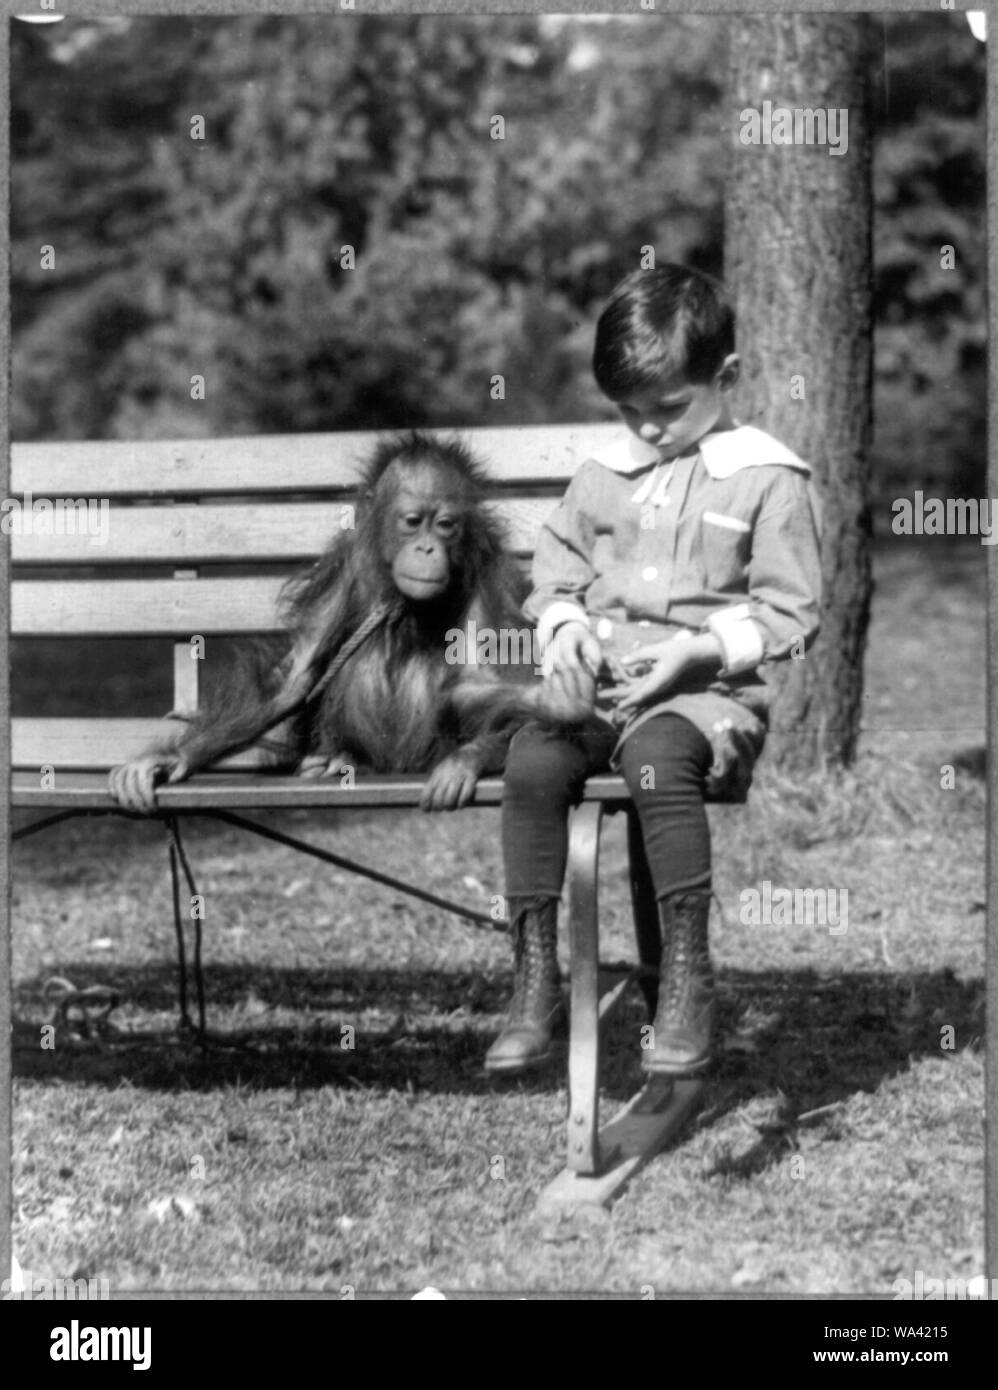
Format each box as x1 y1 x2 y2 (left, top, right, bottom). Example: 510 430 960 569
487 263 822 1076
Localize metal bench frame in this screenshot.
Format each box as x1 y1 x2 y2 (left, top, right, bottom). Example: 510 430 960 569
11 424 706 1209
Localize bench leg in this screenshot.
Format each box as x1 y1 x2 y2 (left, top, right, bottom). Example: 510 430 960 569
565 801 603 1175
535 802 705 1216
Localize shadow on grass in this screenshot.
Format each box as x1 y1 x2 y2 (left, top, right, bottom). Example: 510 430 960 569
693 964 984 1181
13 960 984 1128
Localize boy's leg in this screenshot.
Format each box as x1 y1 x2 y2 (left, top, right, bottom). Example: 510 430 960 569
619 714 716 1075
489 720 616 1074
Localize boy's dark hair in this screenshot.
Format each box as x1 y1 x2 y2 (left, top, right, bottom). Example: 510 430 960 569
593 264 735 397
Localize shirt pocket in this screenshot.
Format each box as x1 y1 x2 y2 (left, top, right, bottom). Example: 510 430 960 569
699 510 752 594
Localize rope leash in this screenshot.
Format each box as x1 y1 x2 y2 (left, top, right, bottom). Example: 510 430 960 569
157 602 397 1040
306 598 398 703
162 598 398 734
165 816 206 1042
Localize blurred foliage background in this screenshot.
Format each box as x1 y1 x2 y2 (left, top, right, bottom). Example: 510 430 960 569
11 12 986 513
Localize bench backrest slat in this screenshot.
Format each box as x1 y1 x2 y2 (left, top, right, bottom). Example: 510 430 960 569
12 423 624 771
11 423 619 497
10 498 559 566
13 717 264 771
14 577 286 636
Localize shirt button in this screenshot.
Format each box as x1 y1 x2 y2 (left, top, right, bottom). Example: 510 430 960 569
595 617 613 641
642 566 658 582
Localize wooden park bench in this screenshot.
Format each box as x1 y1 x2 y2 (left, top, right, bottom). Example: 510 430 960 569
10 423 704 1211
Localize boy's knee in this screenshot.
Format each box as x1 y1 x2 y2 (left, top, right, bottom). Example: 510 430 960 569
619 723 712 806
505 726 587 800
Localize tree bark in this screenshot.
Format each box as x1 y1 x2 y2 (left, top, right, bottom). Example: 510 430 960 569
725 14 875 770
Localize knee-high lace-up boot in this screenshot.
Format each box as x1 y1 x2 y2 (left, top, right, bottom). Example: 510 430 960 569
484 898 564 1074
642 890 715 1076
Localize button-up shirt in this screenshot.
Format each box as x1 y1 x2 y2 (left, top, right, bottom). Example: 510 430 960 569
525 424 823 800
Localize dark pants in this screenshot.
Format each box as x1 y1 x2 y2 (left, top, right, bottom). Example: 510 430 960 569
502 714 713 903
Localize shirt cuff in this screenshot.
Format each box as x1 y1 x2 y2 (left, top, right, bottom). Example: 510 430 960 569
706 604 765 676
536 600 591 654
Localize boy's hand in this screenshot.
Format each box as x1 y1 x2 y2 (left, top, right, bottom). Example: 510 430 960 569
536 620 602 723
606 641 693 715
542 619 603 682
605 632 723 716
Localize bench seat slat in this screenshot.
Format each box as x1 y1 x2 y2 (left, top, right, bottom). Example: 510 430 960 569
11 423 620 498
13 577 285 636
10 498 557 565
12 721 632 807
11 769 632 811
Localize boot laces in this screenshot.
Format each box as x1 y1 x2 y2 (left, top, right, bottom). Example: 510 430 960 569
658 895 713 1020
507 907 559 1022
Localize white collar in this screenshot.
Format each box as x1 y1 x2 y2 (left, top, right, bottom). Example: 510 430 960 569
590 424 810 479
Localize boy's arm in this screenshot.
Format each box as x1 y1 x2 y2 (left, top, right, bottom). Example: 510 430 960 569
606 469 821 715
705 471 822 677
523 462 600 654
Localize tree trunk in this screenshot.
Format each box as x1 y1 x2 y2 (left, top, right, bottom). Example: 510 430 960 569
725 14 875 771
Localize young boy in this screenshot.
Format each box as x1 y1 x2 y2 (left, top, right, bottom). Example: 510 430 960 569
486 263 822 1076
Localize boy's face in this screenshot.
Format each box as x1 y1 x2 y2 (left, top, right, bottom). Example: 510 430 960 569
613 355 739 460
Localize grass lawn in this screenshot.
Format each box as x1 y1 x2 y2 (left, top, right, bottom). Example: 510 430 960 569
10 538 986 1296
